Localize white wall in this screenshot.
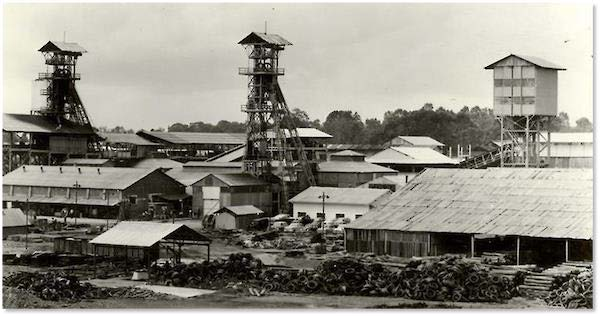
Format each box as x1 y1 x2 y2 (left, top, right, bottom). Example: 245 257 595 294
292 203 369 222
549 143 593 158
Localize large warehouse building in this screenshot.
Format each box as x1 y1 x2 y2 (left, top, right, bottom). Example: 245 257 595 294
345 168 592 266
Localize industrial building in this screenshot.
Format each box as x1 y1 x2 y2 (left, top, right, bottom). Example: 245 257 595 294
3 208 29 239
359 175 410 192
317 150 398 188
289 186 391 221
326 144 386 158
191 173 272 217
2 165 187 220
345 168 592 265
366 146 458 177
384 136 445 152
211 205 265 230
541 132 593 168
99 132 162 159
62 158 113 167
183 161 243 173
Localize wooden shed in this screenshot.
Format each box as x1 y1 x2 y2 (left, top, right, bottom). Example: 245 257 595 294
212 205 264 230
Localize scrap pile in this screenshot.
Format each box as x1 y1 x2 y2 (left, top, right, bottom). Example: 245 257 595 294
242 238 308 250
519 262 592 299
149 253 264 289
481 252 515 265
3 271 110 302
545 269 593 309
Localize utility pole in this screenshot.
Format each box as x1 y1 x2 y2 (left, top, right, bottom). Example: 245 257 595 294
73 181 81 226
318 192 329 234
25 195 29 250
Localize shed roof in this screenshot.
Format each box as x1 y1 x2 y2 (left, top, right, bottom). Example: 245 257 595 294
346 168 593 240
90 221 210 248
132 158 183 169
366 175 409 186
327 144 386 151
206 145 246 162
318 161 397 174
392 136 445 147
3 113 96 135
3 195 120 207
184 161 243 168
137 130 245 145
3 165 166 190
218 205 264 216
366 147 459 165
290 186 391 206
3 208 28 227
63 158 110 166
194 173 268 187
266 128 332 139
484 54 566 70
100 132 160 146
238 32 292 46
38 41 87 54
165 168 209 186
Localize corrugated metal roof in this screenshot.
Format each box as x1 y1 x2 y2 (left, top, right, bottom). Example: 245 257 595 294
331 150 366 157
206 145 246 162
194 173 268 187
290 186 391 206
327 144 386 151
132 158 183 169
367 175 409 186
137 130 245 145
38 41 87 53
63 158 110 166
3 165 163 190
219 205 264 216
484 54 566 70
318 161 398 173
346 168 592 240
265 128 332 139
366 147 459 165
3 208 27 227
392 136 445 147
3 113 96 134
165 168 209 186
100 133 160 146
238 32 292 46
90 221 210 247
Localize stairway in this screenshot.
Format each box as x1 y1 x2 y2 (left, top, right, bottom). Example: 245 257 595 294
459 143 512 169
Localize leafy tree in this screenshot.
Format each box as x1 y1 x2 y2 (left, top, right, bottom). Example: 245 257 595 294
574 117 593 132
322 110 364 143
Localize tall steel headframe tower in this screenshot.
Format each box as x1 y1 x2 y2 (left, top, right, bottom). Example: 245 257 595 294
485 54 565 167
238 32 316 212
36 41 94 129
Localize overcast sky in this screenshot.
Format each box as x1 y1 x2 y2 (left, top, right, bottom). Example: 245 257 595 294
3 3 593 130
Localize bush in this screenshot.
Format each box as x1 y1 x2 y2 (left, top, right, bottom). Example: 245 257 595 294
310 232 325 244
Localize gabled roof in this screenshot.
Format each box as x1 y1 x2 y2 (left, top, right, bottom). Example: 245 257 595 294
165 168 209 186
3 165 169 190
137 130 245 145
327 144 386 151
484 54 566 70
132 158 183 169
290 186 390 206
206 145 246 162
366 147 458 165
3 208 28 227
100 132 160 146
194 173 268 187
90 221 210 248
3 113 96 135
392 136 445 147
238 32 292 46
346 168 592 240
331 150 366 157
184 161 242 168
318 161 397 173
38 41 87 54
218 205 264 216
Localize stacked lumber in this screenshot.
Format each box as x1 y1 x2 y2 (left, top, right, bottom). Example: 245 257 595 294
481 252 515 265
545 269 593 309
519 262 592 299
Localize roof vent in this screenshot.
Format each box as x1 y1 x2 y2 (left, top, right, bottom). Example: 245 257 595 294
97 168 101 174
22 166 26 172
40 166 44 173
78 167 81 174
59 167 63 173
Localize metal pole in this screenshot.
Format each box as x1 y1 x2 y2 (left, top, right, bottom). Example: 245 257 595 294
500 117 504 167
322 193 325 234
565 239 569 262
470 234 475 258
525 116 530 168
25 196 29 250
516 236 520 266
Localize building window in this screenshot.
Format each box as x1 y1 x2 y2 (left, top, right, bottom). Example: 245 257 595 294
335 213 345 219
316 213 325 219
129 196 137 204
297 212 307 218
355 214 363 219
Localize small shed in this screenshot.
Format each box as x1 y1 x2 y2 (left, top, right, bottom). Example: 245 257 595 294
3 208 28 239
212 205 264 230
90 221 211 266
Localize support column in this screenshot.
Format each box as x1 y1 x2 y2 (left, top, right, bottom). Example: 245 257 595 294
470 234 475 258
525 116 530 168
427 233 431 256
565 239 569 262
516 236 521 266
